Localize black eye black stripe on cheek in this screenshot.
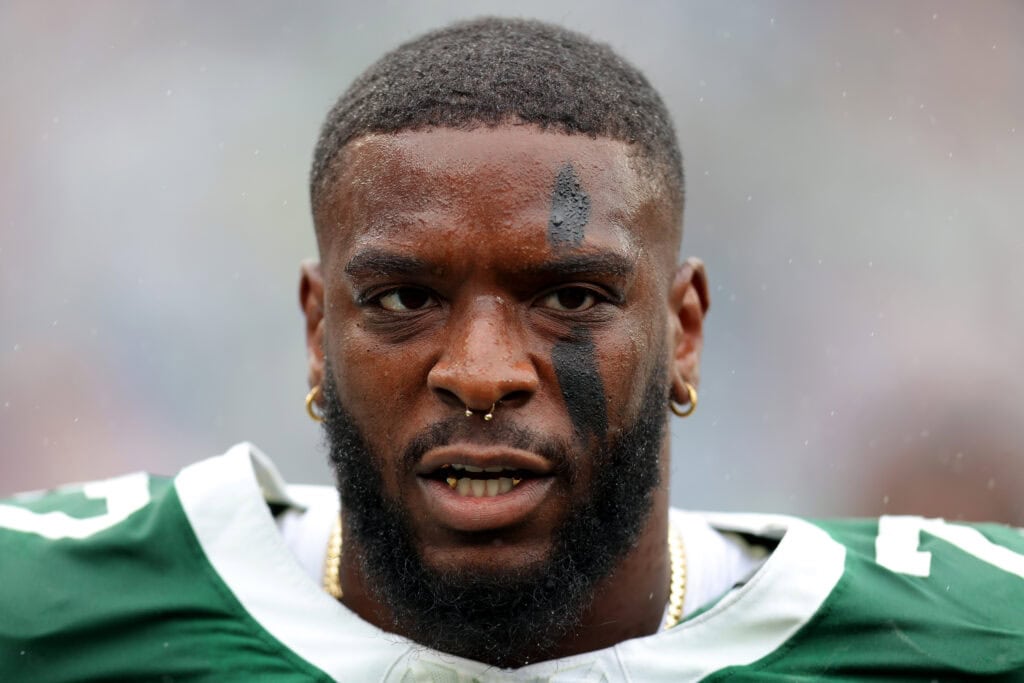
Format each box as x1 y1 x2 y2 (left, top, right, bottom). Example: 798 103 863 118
553 327 609 444
547 163 591 247
546 163 607 442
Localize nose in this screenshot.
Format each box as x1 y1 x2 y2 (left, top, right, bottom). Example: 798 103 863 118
427 300 539 413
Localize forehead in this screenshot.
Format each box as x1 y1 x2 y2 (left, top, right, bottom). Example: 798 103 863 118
316 126 669 259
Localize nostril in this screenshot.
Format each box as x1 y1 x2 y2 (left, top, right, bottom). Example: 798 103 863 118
498 389 532 409
433 388 464 409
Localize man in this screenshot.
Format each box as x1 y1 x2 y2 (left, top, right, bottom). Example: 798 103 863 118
1 17 1022 681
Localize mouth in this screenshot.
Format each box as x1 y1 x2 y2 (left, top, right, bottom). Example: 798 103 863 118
415 445 557 531
423 463 538 497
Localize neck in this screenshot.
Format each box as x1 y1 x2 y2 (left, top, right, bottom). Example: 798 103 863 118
337 487 671 668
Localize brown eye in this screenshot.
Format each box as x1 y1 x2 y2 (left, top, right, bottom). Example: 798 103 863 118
539 287 597 312
378 288 434 311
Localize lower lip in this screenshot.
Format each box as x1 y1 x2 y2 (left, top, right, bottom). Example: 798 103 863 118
416 476 556 532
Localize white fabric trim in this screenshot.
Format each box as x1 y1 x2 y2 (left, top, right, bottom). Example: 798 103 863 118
175 443 413 680
176 444 847 681
613 511 846 681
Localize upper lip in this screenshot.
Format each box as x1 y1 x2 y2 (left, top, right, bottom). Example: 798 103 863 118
415 444 554 476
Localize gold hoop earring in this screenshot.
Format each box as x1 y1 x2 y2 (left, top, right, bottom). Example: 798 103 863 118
670 382 697 418
305 385 324 423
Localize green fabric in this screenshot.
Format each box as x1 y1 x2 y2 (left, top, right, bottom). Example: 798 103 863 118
0 477 330 682
703 519 1024 681
4 474 1024 681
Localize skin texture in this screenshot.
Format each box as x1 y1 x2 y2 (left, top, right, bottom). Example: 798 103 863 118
547 163 591 247
300 125 709 665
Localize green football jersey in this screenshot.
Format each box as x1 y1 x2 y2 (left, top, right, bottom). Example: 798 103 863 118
2 443 1022 681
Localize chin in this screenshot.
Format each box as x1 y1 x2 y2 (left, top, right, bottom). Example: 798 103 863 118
419 537 553 576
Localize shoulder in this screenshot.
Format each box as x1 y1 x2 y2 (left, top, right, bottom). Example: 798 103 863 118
776 515 1024 676
654 512 1024 679
0 445 331 681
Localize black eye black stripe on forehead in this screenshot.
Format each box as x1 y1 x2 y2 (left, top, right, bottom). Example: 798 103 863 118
552 327 608 444
548 163 591 247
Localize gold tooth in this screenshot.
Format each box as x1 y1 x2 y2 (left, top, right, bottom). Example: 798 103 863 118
446 477 457 489
512 478 522 486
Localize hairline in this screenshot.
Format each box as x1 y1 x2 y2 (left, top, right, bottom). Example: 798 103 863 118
310 121 683 254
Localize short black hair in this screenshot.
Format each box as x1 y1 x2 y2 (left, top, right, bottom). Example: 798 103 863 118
311 17 683 229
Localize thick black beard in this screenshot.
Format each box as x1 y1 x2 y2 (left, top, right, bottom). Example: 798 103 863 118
321 365 667 668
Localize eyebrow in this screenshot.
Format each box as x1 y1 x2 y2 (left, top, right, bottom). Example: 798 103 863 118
343 247 635 280
522 251 636 279
344 249 430 278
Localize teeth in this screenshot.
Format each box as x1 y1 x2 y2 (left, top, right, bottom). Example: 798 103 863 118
446 477 522 497
446 463 519 473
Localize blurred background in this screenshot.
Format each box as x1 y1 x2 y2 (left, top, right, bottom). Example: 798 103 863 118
2 1 1022 523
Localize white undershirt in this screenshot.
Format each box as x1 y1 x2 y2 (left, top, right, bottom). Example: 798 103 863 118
275 486 768 620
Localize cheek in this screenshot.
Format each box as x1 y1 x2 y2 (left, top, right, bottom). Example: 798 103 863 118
325 311 431 422
599 328 657 429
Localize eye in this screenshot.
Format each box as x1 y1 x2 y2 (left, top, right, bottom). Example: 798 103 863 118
538 287 600 312
376 287 435 312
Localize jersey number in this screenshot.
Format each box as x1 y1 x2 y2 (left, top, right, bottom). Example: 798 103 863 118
0 473 151 540
875 515 1024 579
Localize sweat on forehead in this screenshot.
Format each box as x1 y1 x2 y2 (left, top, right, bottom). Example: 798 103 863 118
309 17 684 234
313 127 678 261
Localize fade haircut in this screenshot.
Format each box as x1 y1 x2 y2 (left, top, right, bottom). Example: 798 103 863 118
310 17 684 233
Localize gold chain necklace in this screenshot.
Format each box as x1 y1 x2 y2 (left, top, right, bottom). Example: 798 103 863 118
323 515 687 630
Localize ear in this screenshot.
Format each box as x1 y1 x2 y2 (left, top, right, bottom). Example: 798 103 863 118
299 259 326 394
667 257 710 402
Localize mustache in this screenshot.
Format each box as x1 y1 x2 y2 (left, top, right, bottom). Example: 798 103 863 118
400 415 576 475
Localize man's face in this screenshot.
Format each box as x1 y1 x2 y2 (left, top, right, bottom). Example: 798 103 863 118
309 126 680 575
